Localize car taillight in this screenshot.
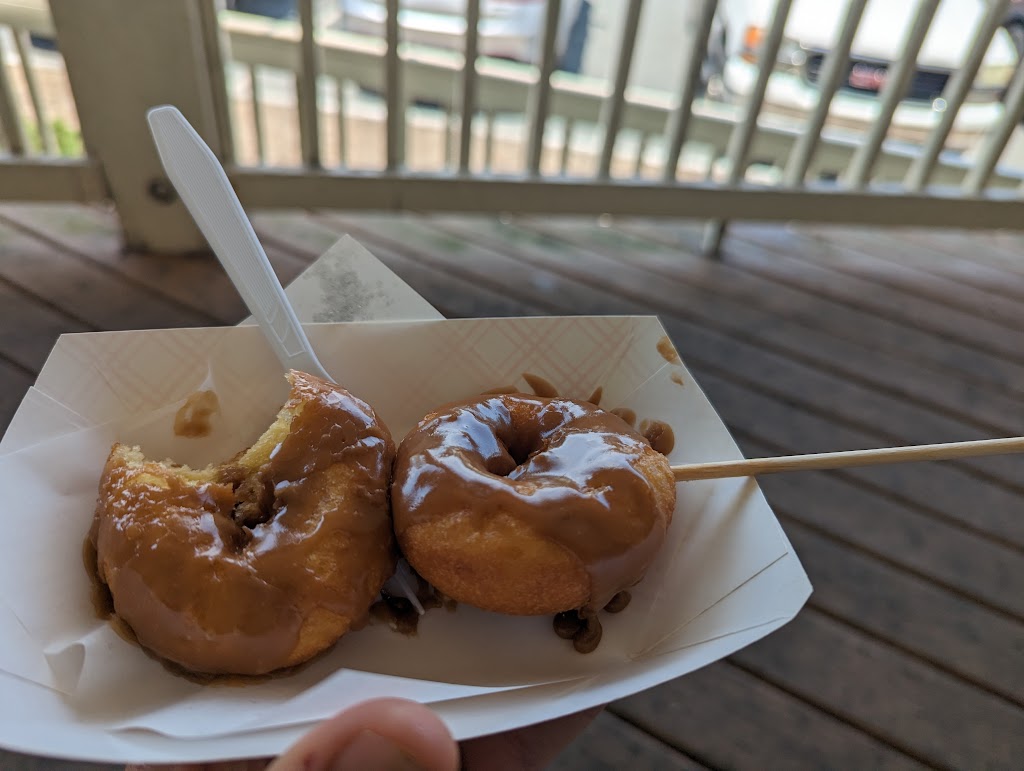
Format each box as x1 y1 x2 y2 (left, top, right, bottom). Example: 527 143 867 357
741 25 764 63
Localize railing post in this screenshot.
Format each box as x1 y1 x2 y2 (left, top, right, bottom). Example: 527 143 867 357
0 32 27 155
48 0 228 254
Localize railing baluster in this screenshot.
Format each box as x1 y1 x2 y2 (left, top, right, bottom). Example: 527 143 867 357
634 131 649 177
249 64 265 165
197 0 235 163
783 0 868 187
0 28 26 155
444 107 454 169
598 0 644 179
906 0 1011 191
964 57 1024 195
662 0 718 182
336 78 347 168
526 0 561 175
560 118 574 175
844 0 940 188
702 0 794 255
483 110 495 172
297 0 320 168
385 0 404 170
12 28 54 154
459 0 480 173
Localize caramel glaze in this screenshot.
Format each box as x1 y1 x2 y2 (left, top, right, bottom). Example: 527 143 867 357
610 407 637 428
640 419 675 456
173 390 219 438
657 336 681 364
522 373 559 398
91 372 395 676
369 577 456 636
393 395 674 613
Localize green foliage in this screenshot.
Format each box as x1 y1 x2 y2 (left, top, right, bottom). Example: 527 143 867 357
19 117 84 157
52 119 83 157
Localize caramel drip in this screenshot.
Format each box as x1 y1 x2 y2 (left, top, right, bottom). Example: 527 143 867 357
656 336 681 364
640 419 675 456
481 385 521 395
610 407 637 427
173 390 219 438
587 386 604 406
670 371 685 387
83 537 113 620
522 372 559 398
369 575 455 636
393 395 666 610
91 373 395 676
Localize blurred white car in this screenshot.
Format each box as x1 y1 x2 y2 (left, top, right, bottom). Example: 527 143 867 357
336 0 590 72
712 0 1019 148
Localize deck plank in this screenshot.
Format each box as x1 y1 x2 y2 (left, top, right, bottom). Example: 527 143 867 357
771 495 1024 704
736 222 1024 332
0 279 89 373
551 712 708 771
614 662 926 771
519 217 1024 430
0 218 211 331
609 219 1024 396
0 361 34 434
648 220 1024 369
316 211 1024 615
311 212 1024 764
3 205 1023 769
435 216 1024 499
326 213 1024 553
798 225 1024 304
733 610 1024 769
0 204 312 326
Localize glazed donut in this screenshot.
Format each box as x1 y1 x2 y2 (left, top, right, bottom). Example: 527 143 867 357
392 394 675 618
91 371 396 676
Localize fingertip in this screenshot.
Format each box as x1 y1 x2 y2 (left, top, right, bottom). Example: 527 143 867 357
268 698 458 771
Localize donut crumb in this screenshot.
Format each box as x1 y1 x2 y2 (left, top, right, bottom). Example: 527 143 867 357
552 608 604 653
553 610 583 639
573 611 603 654
604 591 632 613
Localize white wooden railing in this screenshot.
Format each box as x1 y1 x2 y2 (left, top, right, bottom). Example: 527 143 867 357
0 0 1023 255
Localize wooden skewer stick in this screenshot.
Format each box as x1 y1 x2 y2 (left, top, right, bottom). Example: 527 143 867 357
671 436 1024 482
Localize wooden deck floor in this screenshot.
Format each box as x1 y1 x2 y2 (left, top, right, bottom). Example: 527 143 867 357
1 204 1023 770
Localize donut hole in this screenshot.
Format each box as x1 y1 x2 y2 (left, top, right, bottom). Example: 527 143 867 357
499 432 543 474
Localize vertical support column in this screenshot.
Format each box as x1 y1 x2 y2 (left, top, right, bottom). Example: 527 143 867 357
458 0 481 173
702 0 793 257
662 0 718 182
597 0 644 180
385 0 404 171
12 28 55 154
526 0 561 175
297 0 320 168
844 0 940 188
0 30 27 155
49 0 227 253
783 0 868 187
197 0 235 164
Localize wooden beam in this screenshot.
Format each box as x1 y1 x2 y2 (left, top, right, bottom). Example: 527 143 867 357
229 170 1024 230
48 0 227 253
0 159 107 201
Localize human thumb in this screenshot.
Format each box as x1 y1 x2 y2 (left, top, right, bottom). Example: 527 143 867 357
266 698 459 771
